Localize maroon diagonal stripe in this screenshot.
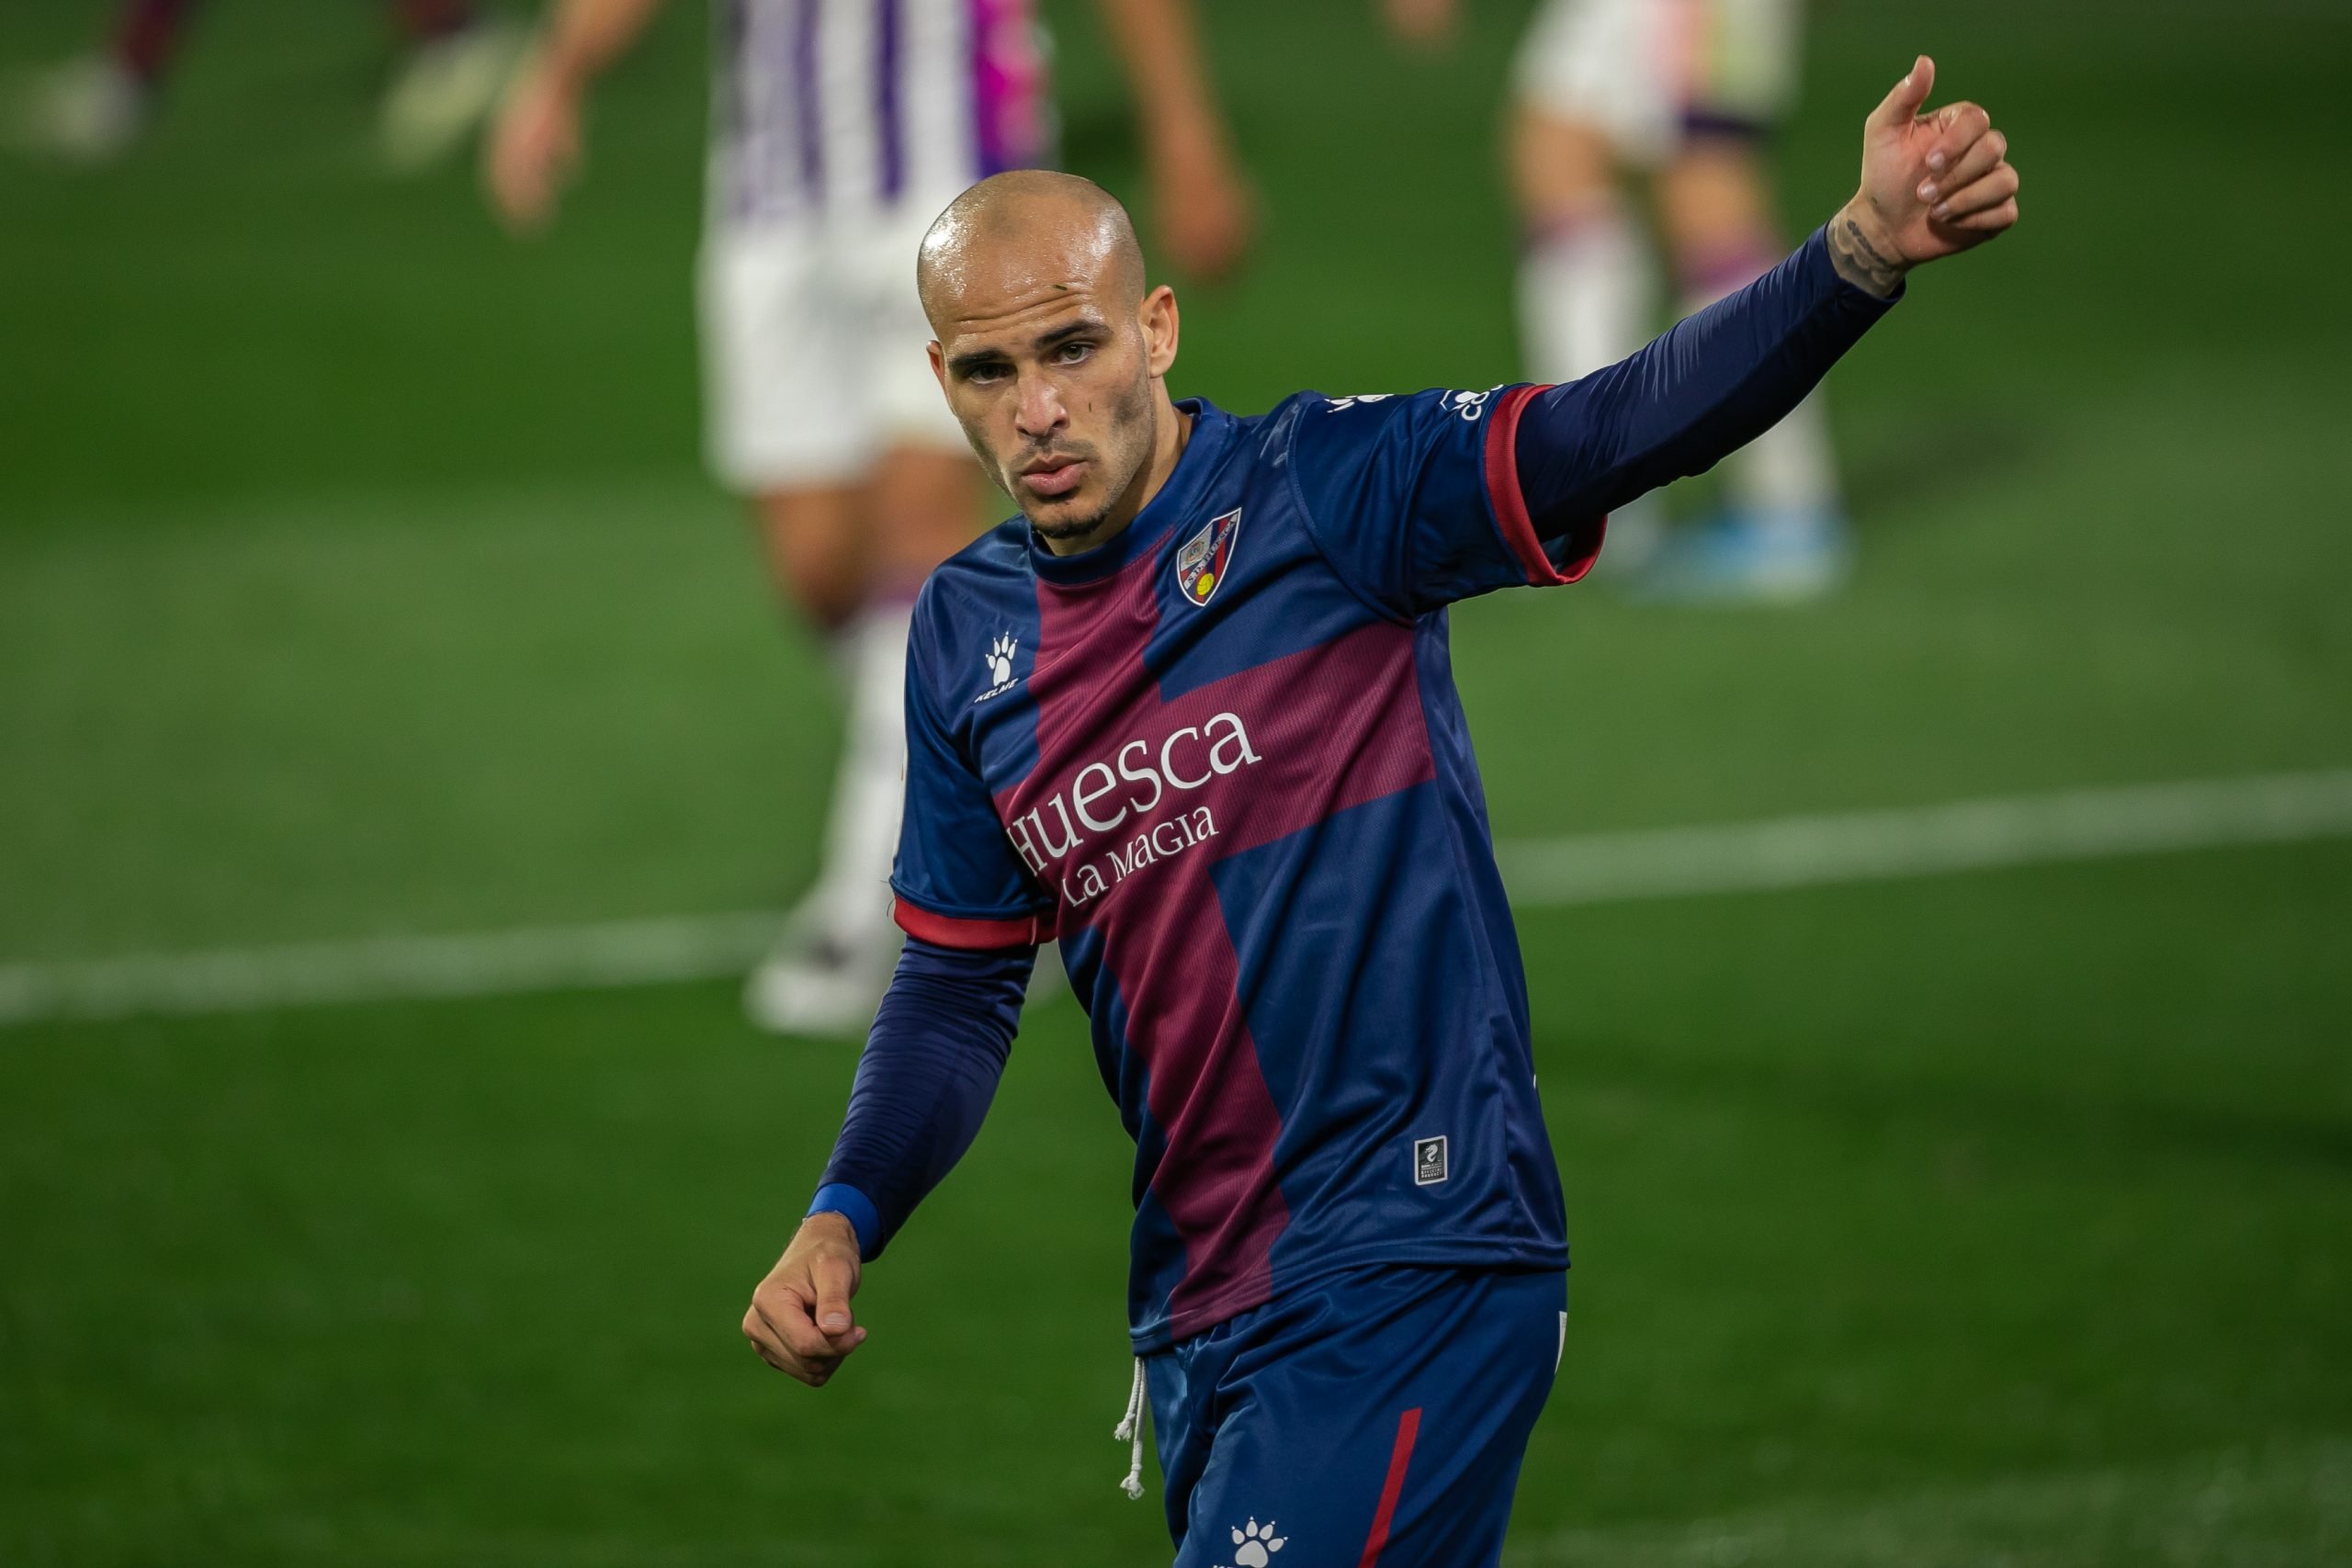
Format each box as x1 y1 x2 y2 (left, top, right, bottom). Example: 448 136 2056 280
1004 549 1434 1329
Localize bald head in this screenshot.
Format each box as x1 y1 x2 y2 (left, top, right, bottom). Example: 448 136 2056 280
916 170 1148 327
916 171 1186 555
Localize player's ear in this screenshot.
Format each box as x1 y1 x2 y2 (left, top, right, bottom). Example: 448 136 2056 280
1141 286 1180 378
927 340 949 391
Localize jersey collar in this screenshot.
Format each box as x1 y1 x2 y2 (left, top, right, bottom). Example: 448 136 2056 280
1026 398 1233 586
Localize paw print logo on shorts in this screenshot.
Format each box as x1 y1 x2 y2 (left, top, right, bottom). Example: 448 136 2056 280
1217 1517 1286 1568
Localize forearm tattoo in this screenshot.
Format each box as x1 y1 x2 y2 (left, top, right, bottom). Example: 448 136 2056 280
1829 213 1906 297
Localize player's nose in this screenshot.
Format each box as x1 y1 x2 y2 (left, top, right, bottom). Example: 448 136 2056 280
1012 371 1068 439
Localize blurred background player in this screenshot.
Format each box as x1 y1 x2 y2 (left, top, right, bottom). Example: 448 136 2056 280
485 0 1250 1034
1391 0 1848 602
9 0 524 170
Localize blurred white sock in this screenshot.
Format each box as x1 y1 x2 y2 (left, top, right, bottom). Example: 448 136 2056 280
804 598 912 951
1728 391 1838 538
1521 204 1665 562
1681 255 1842 538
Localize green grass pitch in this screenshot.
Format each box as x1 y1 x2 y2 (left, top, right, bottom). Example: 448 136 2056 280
3 1 2349 1562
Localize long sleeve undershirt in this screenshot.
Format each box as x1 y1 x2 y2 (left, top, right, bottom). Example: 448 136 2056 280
807 938 1032 1259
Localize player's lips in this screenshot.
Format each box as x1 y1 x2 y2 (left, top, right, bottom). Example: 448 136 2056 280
1016 457 1088 498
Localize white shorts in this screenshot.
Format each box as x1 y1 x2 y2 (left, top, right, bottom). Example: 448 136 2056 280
1513 0 1804 167
698 203 967 493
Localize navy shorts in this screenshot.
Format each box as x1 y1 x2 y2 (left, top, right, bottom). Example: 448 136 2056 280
1145 1265 1568 1567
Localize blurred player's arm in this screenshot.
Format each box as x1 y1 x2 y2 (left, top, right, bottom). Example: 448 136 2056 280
741 939 1033 1388
484 0 670 231
1380 0 1461 51
1514 56 2017 530
1091 0 1252 280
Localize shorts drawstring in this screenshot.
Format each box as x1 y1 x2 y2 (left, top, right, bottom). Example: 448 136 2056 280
1112 1355 1148 1499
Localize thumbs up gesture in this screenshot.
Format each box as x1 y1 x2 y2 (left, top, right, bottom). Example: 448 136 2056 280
1829 56 2019 295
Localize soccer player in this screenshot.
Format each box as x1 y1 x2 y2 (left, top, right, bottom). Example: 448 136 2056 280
742 56 2014 1563
1392 0 1856 601
485 0 1250 1034
10 0 522 169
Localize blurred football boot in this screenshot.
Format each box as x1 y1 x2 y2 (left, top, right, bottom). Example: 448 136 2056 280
9 57 147 163
379 17 524 172
1628 508 1851 605
743 918 903 1039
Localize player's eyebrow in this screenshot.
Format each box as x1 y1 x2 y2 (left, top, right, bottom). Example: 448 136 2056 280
1032 317 1107 351
944 344 1012 377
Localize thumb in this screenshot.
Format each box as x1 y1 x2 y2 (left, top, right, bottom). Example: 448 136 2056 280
812 1254 857 1339
1868 54 1934 131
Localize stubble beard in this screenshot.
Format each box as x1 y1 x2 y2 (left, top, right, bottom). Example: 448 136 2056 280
1010 371 1159 547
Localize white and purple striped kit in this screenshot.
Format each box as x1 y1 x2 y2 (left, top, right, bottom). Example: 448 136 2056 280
711 0 1053 230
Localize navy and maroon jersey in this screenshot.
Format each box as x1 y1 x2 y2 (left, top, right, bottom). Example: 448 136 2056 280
891 386 1600 1350
711 0 1051 230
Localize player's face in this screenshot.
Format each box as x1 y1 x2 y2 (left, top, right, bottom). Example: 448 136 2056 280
929 276 1180 547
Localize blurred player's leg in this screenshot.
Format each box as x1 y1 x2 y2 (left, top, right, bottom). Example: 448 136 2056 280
1511 110 1667 574
379 0 526 173
1512 0 1843 602
751 489 870 635
740 450 976 1036
720 0 1107 1030
735 465 908 1039
1623 0 1845 602
6 0 198 162
1510 0 1668 571
705 228 876 1033
740 482 901 1036
876 434 1066 1012
722 200 986 1037
1650 134 1847 600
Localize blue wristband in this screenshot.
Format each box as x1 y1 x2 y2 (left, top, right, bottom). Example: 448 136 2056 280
807 1183 882 1259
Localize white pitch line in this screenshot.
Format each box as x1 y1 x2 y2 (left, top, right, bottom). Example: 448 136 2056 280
1495 768 2352 907
2 771 2348 1031
0 912 784 1032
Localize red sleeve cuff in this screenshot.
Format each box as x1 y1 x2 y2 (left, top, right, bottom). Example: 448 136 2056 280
1485 384 1607 586
891 896 1056 950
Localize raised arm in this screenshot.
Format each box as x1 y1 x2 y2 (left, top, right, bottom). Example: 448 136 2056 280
740 939 1034 1387
1507 55 2018 536
483 0 670 232
1091 0 1253 280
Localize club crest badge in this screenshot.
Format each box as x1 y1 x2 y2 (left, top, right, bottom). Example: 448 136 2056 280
1174 507 1241 608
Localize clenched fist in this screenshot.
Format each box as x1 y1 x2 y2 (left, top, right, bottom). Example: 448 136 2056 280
741 1212 866 1387
1831 56 2020 296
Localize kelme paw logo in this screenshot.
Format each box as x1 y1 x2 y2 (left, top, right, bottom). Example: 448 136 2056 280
973 629 1021 705
1218 1517 1286 1568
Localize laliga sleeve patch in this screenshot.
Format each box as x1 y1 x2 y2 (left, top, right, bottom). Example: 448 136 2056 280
1175 507 1242 607
1413 1134 1449 1185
